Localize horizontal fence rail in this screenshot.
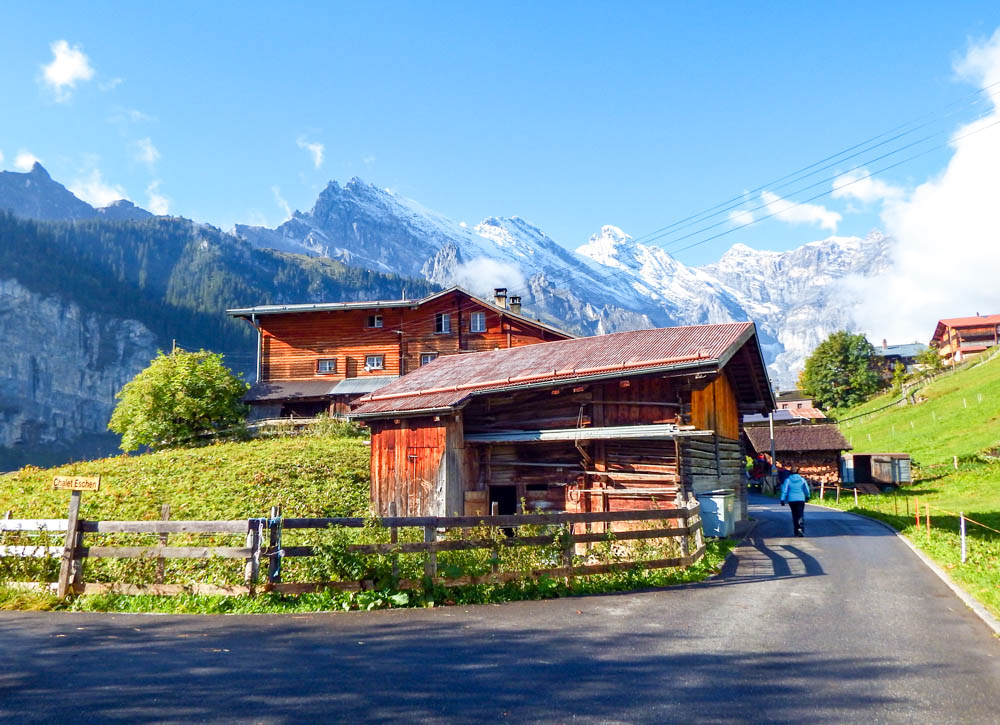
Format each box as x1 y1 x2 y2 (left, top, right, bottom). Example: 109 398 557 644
1 505 704 598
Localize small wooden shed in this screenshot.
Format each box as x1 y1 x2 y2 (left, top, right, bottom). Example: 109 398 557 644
743 424 851 484
350 322 774 526
841 453 911 486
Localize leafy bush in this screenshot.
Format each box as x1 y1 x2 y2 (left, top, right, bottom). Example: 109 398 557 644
108 350 249 451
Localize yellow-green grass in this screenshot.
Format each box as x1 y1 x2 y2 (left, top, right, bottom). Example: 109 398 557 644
837 353 1000 466
0 433 370 521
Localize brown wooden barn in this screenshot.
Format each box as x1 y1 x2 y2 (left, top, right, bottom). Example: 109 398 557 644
350 322 774 527
743 424 851 484
228 286 572 418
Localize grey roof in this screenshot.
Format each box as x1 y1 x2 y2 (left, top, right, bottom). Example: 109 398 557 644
874 343 927 358
245 380 340 402
246 377 400 402
329 376 399 395
225 285 574 339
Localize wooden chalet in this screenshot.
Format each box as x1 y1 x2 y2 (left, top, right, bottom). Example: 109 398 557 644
931 314 1000 363
350 322 775 527
227 287 572 418
743 424 851 484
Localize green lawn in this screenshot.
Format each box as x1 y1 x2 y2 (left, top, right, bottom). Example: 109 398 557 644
0 431 370 521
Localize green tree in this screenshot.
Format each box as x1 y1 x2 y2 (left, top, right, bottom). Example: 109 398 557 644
916 345 945 373
108 350 249 452
800 331 884 410
891 361 907 394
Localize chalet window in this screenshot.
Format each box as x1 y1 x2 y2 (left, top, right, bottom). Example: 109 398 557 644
366 314 383 329
470 311 486 333
420 352 438 366
435 312 451 334
316 359 337 374
365 355 384 370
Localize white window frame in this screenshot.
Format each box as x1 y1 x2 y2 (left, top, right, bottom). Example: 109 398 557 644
366 314 383 329
420 352 438 366
470 311 486 333
435 312 451 334
316 358 337 374
365 355 384 370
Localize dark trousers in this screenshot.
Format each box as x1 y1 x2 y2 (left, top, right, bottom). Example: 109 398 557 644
788 501 806 535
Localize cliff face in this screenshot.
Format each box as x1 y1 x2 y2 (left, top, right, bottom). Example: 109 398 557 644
0 278 158 468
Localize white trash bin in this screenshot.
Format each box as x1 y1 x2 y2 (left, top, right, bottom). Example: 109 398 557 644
695 489 736 538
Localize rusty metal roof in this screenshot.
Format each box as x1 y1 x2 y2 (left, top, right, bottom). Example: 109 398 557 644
351 322 757 417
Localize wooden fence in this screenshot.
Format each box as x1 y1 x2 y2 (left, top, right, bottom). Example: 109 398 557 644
0 505 704 598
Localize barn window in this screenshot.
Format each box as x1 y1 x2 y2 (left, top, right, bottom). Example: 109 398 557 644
365 355 384 370
420 352 438 366
435 313 451 333
470 311 486 333
366 314 383 328
316 359 337 374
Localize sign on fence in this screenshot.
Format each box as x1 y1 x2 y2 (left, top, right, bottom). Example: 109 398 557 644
52 476 101 492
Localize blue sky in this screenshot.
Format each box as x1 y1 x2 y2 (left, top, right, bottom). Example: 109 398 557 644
3 2 1000 266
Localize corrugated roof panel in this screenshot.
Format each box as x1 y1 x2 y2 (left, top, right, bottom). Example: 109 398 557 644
351 322 753 416
245 380 339 402
329 376 399 395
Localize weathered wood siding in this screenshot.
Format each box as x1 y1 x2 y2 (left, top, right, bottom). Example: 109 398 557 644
690 372 740 440
369 415 466 517
261 308 405 381
680 436 747 521
258 290 567 382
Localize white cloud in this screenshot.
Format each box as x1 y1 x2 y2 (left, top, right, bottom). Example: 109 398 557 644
68 169 128 207
362 153 376 166
760 190 841 231
728 208 755 226
0 150 4 165
14 150 41 171
831 168 904 204
272 186 292 220
40 40 95 102
133 137 160 166
452 258 526 297
109 108 153 124
843 28 1000 343
146 181 169 215
297 136 324 169
99 77 123 91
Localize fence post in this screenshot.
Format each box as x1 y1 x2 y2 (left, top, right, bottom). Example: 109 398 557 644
836 485 841 503
388 501 399 581
244 518 262 593
820 482 825 500
914 497 920 530
156 504 170 585
693 504 705 553
854 488 859 507
423 525 437 597
57 491 82 598
267 505 282 585
925 505 931 540
490 502 500 572
960 513 967 564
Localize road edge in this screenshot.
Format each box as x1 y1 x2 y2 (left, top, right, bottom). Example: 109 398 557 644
808 501 1000 637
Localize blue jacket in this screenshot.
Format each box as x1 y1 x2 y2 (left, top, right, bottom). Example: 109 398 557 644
780 474 811 502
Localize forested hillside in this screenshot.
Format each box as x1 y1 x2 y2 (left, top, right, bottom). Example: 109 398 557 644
0 212 437 468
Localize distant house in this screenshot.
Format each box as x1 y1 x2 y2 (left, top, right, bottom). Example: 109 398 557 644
743 424 851 484
931 314 1000 363
874 339 927 374
350 322 774 525
773 390 827 421
227 287 573 419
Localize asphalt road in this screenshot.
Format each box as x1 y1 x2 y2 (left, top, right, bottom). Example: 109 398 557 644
2 496 999 724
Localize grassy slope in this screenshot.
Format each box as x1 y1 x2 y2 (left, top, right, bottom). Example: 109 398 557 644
0 433 370 521
830 354 1000 617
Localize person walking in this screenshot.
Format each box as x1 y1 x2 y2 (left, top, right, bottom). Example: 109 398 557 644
780 467 811 537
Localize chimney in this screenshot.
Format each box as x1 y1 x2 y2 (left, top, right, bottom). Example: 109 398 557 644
882 339 887 350
493 287 508 309
509 296 522 314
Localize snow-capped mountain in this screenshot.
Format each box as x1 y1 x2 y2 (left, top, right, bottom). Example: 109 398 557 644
236 179 890 388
